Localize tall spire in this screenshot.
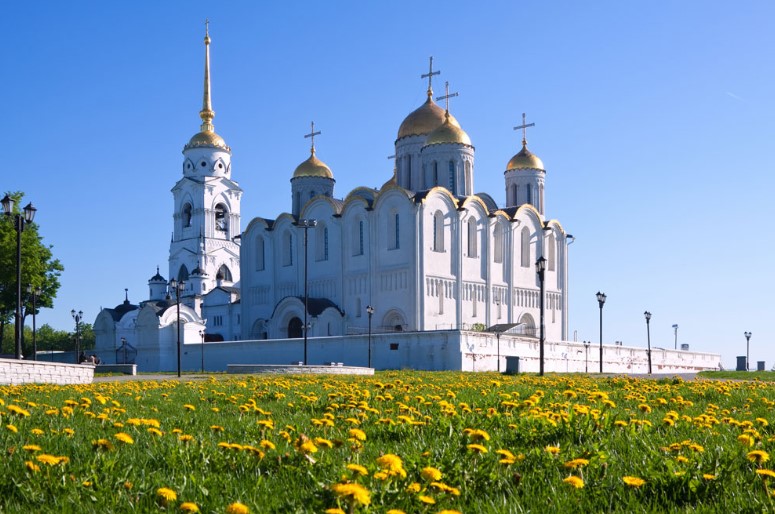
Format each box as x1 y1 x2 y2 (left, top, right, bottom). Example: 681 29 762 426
199 19 215 133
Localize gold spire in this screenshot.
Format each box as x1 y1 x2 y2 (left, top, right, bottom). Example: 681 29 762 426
199 19 215 133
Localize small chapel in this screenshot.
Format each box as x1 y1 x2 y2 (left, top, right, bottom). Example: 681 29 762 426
93 27 573 372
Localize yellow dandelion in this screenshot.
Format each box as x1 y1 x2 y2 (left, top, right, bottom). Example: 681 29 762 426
330 483 371 506
386 510 406 514
703 474 717 480
622 476 646 488
346 463 369 476
259 440 276 450
24 461 40 472
564 458 590 469
314 437 334 449
467 443 488 454
225 501 249 514
563 476 585 489
114 432 134 445
376 454 405 472
738 434 755 447
421 466 442 482
30 428 44 436
545 445 561 455
638 404 652 414
748 450 770 464
418 495 435 504
180 502 200 513
299 440 318 454
23 445 42 452
210 425 224 432
406 482 421 493
183 404 196 411
156 487 177 505
36 454 66 466
325 509 346 514
614 420 628 428
756 469 775 479
348 428 367 441
147 427 164 437
6 424 18 433
63 428 75 436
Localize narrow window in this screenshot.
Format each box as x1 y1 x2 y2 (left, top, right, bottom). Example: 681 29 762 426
283 231 293 266
256 237 265 271
359 221 364 255
217 265 232 282
433 211 445 252
389 212 400 250
324 227 329 261
526 186 532 206
465 161 472 193
467 218 477 258
182 203 192 227
510 184 517 205
493 224 503 263
521 226 530 268
448 161 456 194
548 234 556 271
433 162 438 186
406 156 411 186
214 203 228 232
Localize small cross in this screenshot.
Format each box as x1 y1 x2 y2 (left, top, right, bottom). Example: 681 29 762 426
421 56 440 94
387 155 396 160
205 18 209 37
436 81 459 113
513 112 535 147
304 121 321 152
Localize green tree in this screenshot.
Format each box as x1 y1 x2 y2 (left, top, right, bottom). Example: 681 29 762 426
0 191 64 354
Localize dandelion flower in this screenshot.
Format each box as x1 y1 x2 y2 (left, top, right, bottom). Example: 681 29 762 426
180 502 200 513
30 428 44 436
418 495 435 504
738 434 755 447
756 469 775 479
331 483 371 507
178 434 194 443
406 482 421 493
225 502 249 514
703 474 717 480
23 445 42 452
346 463 369 476
386 510 406 514
24 461 40 472
376 454 405 473
183 404 196 411
299 440 318 454
622 476 646 488
348 428 367 441
748 450 770 464
545 446 561 455
6 424 18 433
36 454 67 466
467 444 488 454
421 467 442 482
325 509 346 514
156 487 177 505
563 476 585 489
564 458 590 469
259 440 276 450
114 433 134 445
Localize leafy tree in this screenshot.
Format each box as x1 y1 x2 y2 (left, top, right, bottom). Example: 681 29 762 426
0 191 64 353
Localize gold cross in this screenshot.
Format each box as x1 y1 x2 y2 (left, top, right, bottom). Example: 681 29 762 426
205 18 209 37
513 113 535 147
421 56 440 95
304 121 321 152
435 81 459 113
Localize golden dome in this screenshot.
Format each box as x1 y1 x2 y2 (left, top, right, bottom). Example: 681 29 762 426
397 94 460 139
185 130 230 152
293 150 333 179
507 144 544 171
424 114 472 147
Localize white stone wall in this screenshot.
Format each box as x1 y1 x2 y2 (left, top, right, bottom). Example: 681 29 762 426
0 358 95 385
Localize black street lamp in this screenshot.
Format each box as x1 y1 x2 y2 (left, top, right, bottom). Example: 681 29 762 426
744 331 752 371
2 194 37 359
672 324 679 350
200 329 205 373
583 341 590 373
644 311 652 375
71 309 83 364
536 256 547 376
297 218 317 365
169 278 185 377
366 305 374 368
27 285 42 360
596 292 606 373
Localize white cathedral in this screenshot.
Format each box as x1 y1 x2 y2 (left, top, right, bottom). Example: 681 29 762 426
93 29 575 372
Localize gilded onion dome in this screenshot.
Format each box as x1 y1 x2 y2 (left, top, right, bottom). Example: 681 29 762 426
293 149 333 179
184 25 231 153
507 143 544 171
424 113 471 147
397 92 461 139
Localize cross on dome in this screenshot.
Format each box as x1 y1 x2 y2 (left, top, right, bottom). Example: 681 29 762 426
513 112 535 147
436 81 459 116
304 121 321 154
421 56 440 97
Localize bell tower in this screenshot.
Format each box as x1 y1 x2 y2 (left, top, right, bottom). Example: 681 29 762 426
169 22 242 306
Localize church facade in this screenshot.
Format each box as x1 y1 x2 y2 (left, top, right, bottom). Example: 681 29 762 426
94 29 573 371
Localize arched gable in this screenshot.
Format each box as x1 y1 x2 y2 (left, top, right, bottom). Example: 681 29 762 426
459 195 490 216
300 195 342 219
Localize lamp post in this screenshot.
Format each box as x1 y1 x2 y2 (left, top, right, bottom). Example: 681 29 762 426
644 311 652 375
71 309 83 364
169 278 185 377
27 285 42 360
199 328 205 373
297 218 317 365
672 324 678 350
596 292 606 373
744 331 752 371
120 336 127 364
366 305 374 368
2 194 37 359
583 341 590 373
536 256 547 376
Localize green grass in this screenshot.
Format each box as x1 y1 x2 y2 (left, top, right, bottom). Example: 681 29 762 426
2 373 775 513
698 370 775 381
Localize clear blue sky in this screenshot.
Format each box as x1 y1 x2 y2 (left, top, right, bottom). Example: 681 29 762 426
3 1 773 370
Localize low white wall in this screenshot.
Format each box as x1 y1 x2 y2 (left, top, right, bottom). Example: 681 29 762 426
0 358 95 385
166 330 719 374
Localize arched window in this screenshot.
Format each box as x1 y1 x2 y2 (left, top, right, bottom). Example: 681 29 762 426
182 203 192 227
510 185 517 205
467 217 477 258
493 224 503 263
448 161 456 194
526 186 532 206
316 225 329 261
465 161 472 193
548 234 556 271
352 219 365 256
288 317 302 338
255 236 265 271
405 156 412 186
214 203 228 232
216 264 232 282
355 297 362 318
177 265 189 283
283 231 293 266
389 211 400 250
520 226 530 268
433 211 445 252
433 162 438 186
